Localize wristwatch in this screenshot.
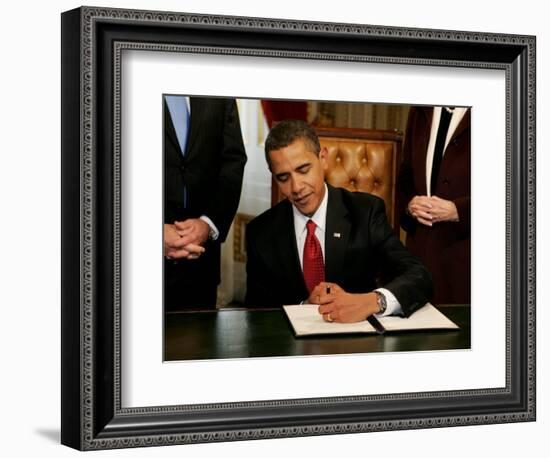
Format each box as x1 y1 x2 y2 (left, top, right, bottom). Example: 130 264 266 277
199 216 219 241
207 225 217 241
374 291 387 315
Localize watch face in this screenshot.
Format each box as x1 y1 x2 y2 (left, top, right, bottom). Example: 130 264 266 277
376 292 387 313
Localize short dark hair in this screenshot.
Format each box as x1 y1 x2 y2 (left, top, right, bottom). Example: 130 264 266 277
264 119 321 165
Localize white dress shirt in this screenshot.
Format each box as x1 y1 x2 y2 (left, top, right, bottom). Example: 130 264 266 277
292 184 329 267
292 184 402 316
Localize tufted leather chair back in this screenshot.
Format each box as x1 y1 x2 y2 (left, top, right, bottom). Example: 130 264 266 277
271 127 403 230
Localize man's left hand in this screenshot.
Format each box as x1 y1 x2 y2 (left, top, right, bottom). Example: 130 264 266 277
313 282 380 323
429 196 459 223
174 219 210 246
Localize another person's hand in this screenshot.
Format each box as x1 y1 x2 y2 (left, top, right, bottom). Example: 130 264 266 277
428 196 459 223
164 223 205 260
407 195 459 225
174 219 210 246
311 282 380 323
407 195 433 226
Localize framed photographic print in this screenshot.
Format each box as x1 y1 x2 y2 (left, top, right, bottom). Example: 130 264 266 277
61 6 535 450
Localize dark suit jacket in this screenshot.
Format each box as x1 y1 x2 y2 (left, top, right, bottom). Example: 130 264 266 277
245 185 432 317
397 106 470 304
164 97 246 288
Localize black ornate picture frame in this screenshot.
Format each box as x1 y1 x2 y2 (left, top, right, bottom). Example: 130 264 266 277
61 6 536 450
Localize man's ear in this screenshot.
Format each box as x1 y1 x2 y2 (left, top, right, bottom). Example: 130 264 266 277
319 147 329 169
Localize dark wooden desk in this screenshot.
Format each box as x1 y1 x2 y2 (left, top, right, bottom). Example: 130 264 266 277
164 305 470 361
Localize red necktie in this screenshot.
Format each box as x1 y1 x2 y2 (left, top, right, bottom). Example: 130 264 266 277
303 220 325 293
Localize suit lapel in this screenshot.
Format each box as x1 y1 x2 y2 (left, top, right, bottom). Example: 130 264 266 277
448 109 470 144
324 186 351 283
164 99 181 155
185 97 205 157
440 109 470 172
275 201 307 295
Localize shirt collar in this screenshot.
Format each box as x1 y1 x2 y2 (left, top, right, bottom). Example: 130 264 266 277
292 183 329 235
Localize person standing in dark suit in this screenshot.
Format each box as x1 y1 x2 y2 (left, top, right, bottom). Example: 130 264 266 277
245 120 432 323
397 106 470 304
164 96 246 311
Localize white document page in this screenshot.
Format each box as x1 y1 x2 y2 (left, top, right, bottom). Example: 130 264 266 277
378 303 460 331
284 303 459 336
283 304 378 336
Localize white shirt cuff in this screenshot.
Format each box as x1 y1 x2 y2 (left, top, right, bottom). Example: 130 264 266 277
199 215 219 241
374 288 403 317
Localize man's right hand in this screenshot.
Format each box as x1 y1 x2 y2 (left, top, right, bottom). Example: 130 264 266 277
307 282 380 323
164 224 206 260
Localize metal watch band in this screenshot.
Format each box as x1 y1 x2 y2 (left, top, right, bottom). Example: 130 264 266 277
375 291 387 314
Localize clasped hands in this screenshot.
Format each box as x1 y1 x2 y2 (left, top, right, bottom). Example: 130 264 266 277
164 219 210 260
308 282 380 323
407 195 459 226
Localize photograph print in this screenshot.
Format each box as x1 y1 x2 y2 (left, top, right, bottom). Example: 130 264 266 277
162 96 471 361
